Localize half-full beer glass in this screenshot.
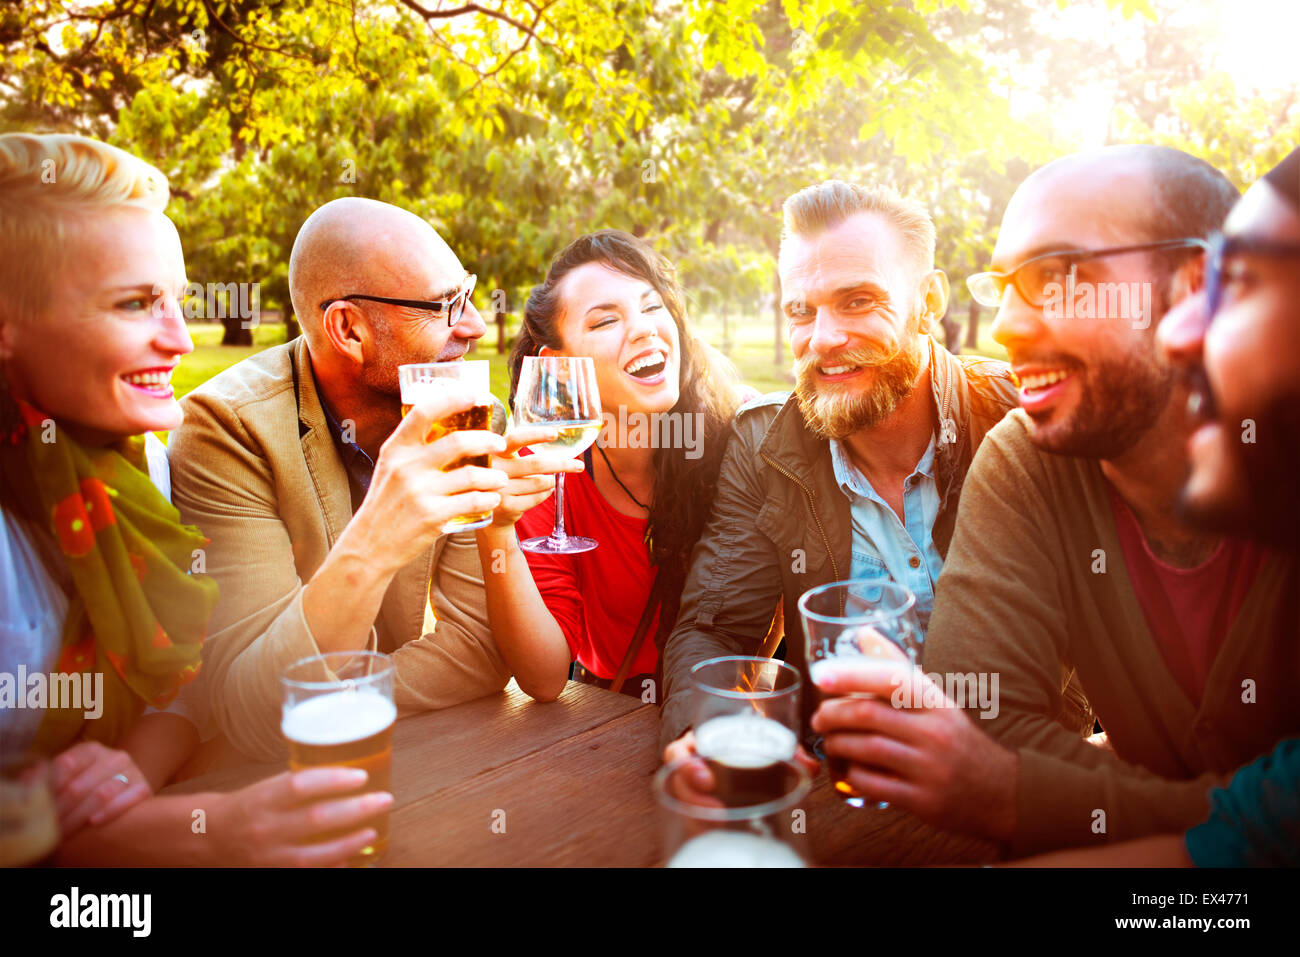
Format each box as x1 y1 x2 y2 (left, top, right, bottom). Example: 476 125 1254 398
799 580 921 808
655 757 811 867
398 360 496 532
281 651 395 867
688 656 801 808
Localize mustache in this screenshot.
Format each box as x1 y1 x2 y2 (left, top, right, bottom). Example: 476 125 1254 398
795 345 899 374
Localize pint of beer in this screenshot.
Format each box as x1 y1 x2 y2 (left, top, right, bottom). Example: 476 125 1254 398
799 580 921 809
281 651 396 867
654 757 811 867
398 360 497 532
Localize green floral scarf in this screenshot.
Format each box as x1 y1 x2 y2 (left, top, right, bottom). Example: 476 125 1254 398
12 400 219 755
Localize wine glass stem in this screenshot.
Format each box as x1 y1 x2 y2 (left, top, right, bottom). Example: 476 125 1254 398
550 472 569 545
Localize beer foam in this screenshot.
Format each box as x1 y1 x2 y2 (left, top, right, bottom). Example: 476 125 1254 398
282 690 396 745
695 713 796 768
668 831 805 868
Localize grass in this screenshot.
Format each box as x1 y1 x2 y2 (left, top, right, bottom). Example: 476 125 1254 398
173 315 1006 409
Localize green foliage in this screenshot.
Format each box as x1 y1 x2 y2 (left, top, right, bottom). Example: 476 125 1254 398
3 0 1293 358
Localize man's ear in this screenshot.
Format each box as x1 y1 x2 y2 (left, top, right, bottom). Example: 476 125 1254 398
1167 250 1207 303
918 269 950 333
321 301 368 367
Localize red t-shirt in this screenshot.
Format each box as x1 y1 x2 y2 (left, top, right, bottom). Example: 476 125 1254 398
515 463 660 680
1109 486 1265 705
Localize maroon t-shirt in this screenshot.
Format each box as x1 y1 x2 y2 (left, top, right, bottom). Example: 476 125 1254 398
1109 486 1265 704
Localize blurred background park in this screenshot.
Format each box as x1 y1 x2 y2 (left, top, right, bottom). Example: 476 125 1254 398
3 0 1298 400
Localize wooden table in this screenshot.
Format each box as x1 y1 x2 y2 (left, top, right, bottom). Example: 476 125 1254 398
165 680 995 866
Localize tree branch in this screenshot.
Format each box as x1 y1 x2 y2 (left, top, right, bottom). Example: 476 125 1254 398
396 0 544 43
199 0 316 61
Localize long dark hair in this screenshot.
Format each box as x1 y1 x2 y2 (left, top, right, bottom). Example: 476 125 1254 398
509 229 742 651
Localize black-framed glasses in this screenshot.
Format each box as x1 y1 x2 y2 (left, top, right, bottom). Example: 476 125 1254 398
320 273 477 328
1205 231 1300 323
967 239 1209 308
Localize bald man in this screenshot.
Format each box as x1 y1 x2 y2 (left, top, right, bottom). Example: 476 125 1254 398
169 198 562 760
812 145 1300 857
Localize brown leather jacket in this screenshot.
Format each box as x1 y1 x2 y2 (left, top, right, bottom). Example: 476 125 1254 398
660 337 1018 747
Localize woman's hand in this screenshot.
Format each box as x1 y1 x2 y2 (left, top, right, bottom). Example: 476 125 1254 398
51 741 154 835
209 767 393 867
486 425 585 528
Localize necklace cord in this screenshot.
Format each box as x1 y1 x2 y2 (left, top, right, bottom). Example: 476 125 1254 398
596 442 650 511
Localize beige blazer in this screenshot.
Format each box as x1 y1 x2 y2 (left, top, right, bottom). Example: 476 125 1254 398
168 337 510 760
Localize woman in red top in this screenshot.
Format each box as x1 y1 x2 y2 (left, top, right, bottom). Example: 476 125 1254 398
478 230 750 701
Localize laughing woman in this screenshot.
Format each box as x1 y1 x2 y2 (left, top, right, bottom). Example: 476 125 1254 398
0 133 389 865
479 230 755 702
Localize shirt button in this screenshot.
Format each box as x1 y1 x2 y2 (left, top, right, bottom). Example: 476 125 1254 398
908 556 921 569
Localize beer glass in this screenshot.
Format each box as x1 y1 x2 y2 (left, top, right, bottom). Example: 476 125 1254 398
398 360 496 532
799 580 921 809
0 756 58 867
688 656 801 807
281 651 396 867
654 757 811 867
512 355 603 554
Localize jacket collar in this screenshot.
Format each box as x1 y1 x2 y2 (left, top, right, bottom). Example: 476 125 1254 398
291 338 354 549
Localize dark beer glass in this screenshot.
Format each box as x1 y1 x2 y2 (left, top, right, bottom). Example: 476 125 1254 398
688 656 801 807
799 580 921 809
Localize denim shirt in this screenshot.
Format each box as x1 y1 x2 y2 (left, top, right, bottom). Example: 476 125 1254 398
828 434 943 633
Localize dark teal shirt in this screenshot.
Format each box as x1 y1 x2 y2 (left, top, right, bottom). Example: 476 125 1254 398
1184 737 1300 866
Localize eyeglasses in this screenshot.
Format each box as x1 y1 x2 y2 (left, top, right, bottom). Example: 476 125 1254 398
320 273 477 328
966 239 1208 308
1204 231 1300 323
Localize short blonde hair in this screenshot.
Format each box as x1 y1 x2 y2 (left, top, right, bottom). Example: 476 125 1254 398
781 180 936 275
0 133 169 325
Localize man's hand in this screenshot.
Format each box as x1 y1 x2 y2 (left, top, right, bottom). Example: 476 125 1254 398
485 425 585 528
811 661 1019 842
210 768 393 867
51 742 153 835
355 385 509 573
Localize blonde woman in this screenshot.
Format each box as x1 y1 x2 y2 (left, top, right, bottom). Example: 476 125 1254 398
0 133 388 865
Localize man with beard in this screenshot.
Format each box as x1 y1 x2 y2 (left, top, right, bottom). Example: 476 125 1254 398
658 182 1017 863
812 145 1300 857
169 198 564 759
1010 144 1300 865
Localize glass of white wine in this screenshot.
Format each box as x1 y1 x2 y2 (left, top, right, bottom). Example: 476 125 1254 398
513 355 603 554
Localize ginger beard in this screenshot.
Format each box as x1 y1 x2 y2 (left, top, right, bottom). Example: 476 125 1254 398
793 316 924 440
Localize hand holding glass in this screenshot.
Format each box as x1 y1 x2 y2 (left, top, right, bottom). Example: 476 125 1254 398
281 651 396 867
398 360 497 532
799 579 922 808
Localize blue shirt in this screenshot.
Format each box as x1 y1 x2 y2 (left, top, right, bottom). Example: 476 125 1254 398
1184 737 1300 866
828 434 943 633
